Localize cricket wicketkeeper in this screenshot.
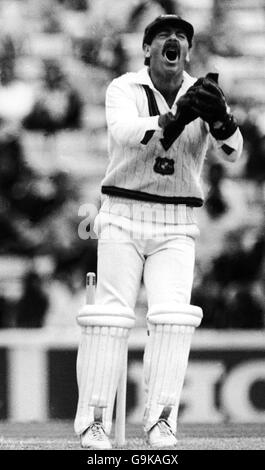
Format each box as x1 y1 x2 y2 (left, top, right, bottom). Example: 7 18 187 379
74 14 243 449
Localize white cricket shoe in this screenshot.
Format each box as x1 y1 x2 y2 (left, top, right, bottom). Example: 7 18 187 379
80 422 112 449
147 420 177 448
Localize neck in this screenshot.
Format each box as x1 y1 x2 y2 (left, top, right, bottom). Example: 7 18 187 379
149 68 184 107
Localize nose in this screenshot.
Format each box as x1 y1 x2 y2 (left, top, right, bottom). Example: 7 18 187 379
168 32 178 40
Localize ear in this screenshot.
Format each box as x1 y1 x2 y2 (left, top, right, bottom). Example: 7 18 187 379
144 44 151 62
185 50 190 63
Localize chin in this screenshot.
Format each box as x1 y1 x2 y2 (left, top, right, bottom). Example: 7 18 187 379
164 60 179 68
162 60 182 73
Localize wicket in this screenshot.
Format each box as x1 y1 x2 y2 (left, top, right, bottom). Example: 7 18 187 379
85 272 128 447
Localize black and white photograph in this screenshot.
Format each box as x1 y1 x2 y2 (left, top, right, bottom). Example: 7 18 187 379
0 0 264 462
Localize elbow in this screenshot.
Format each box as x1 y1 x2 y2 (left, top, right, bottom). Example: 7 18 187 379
112 131 134 146
110 123 141 146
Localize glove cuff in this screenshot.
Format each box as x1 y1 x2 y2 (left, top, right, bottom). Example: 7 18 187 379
209 114 238 140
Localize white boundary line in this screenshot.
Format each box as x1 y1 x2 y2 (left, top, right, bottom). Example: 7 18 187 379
0 327 264 350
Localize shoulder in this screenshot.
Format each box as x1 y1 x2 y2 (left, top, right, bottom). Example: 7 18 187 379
107 72 141 89
106 71 144 100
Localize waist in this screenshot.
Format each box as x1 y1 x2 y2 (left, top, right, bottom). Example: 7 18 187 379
101 185 203 207
100 195 198 225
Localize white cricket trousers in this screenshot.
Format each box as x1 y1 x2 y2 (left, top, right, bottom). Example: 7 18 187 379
94 204 199 309
92 199 200 432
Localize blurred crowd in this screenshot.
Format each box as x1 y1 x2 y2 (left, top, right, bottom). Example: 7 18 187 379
0 0 264 329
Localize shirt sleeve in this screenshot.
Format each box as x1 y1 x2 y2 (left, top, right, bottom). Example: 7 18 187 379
210 126 243 162
105 80 161 146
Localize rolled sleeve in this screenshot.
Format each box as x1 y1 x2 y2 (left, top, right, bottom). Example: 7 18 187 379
211 127 243 162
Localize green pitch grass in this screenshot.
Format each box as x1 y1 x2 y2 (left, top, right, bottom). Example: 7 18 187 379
0 422 264 450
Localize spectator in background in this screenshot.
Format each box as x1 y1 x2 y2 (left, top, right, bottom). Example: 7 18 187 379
57 0 89 10
226 288 264 329
0 290 7 328
99 33 129 77
41 173 98 282
128 0 178 31
212 228 265 287
39 0 62 34
205 162 228 219
192 272 264 330
0 55 34 172
0 159 76 256
0 34 16 63
0 50 38 255
16 271 49 328
191 275 226 329
0 54 80 256
0 288 17 328
9 169 75 228
241 111 265 185
110 36 129 77
44 267 84 328
196 226 265 329
24 59 82 135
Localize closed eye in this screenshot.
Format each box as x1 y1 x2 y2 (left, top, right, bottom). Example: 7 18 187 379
157 31 187 41
176 33 187 40
157 32 171 39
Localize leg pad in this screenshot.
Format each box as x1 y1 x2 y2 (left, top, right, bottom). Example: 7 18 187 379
75 306 135 435
144 303 202 431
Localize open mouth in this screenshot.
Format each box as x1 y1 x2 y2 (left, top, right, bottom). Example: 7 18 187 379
162 42 180 63
165 49 178 62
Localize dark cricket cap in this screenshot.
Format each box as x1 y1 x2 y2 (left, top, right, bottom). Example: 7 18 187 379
142 15 194 48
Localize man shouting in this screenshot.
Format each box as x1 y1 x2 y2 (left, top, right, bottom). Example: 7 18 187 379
74 14 243 449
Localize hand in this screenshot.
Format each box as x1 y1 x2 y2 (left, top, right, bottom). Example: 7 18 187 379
189 76 238 139
175 77 205 125
190 77 228 124
160 78 203 150
158 112 175 130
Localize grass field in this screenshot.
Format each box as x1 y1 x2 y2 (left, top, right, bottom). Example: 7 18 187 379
0 422 264 450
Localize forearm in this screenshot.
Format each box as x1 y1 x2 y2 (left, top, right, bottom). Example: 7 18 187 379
107 113 160 146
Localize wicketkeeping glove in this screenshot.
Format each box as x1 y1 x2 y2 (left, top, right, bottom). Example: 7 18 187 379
160 77 204 150
190 75 238 140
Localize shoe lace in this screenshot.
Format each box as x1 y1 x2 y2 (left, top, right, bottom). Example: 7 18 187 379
157 420 173 437
89 422 106 441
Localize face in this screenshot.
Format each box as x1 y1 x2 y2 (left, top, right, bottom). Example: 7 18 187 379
144 25 190 75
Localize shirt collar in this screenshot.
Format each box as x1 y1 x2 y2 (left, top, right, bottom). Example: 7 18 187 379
133 67 196 93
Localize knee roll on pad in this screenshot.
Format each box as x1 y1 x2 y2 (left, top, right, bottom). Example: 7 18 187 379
147 302 203 328
77 304 136 329
75 305 135 434
144 303 202 424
